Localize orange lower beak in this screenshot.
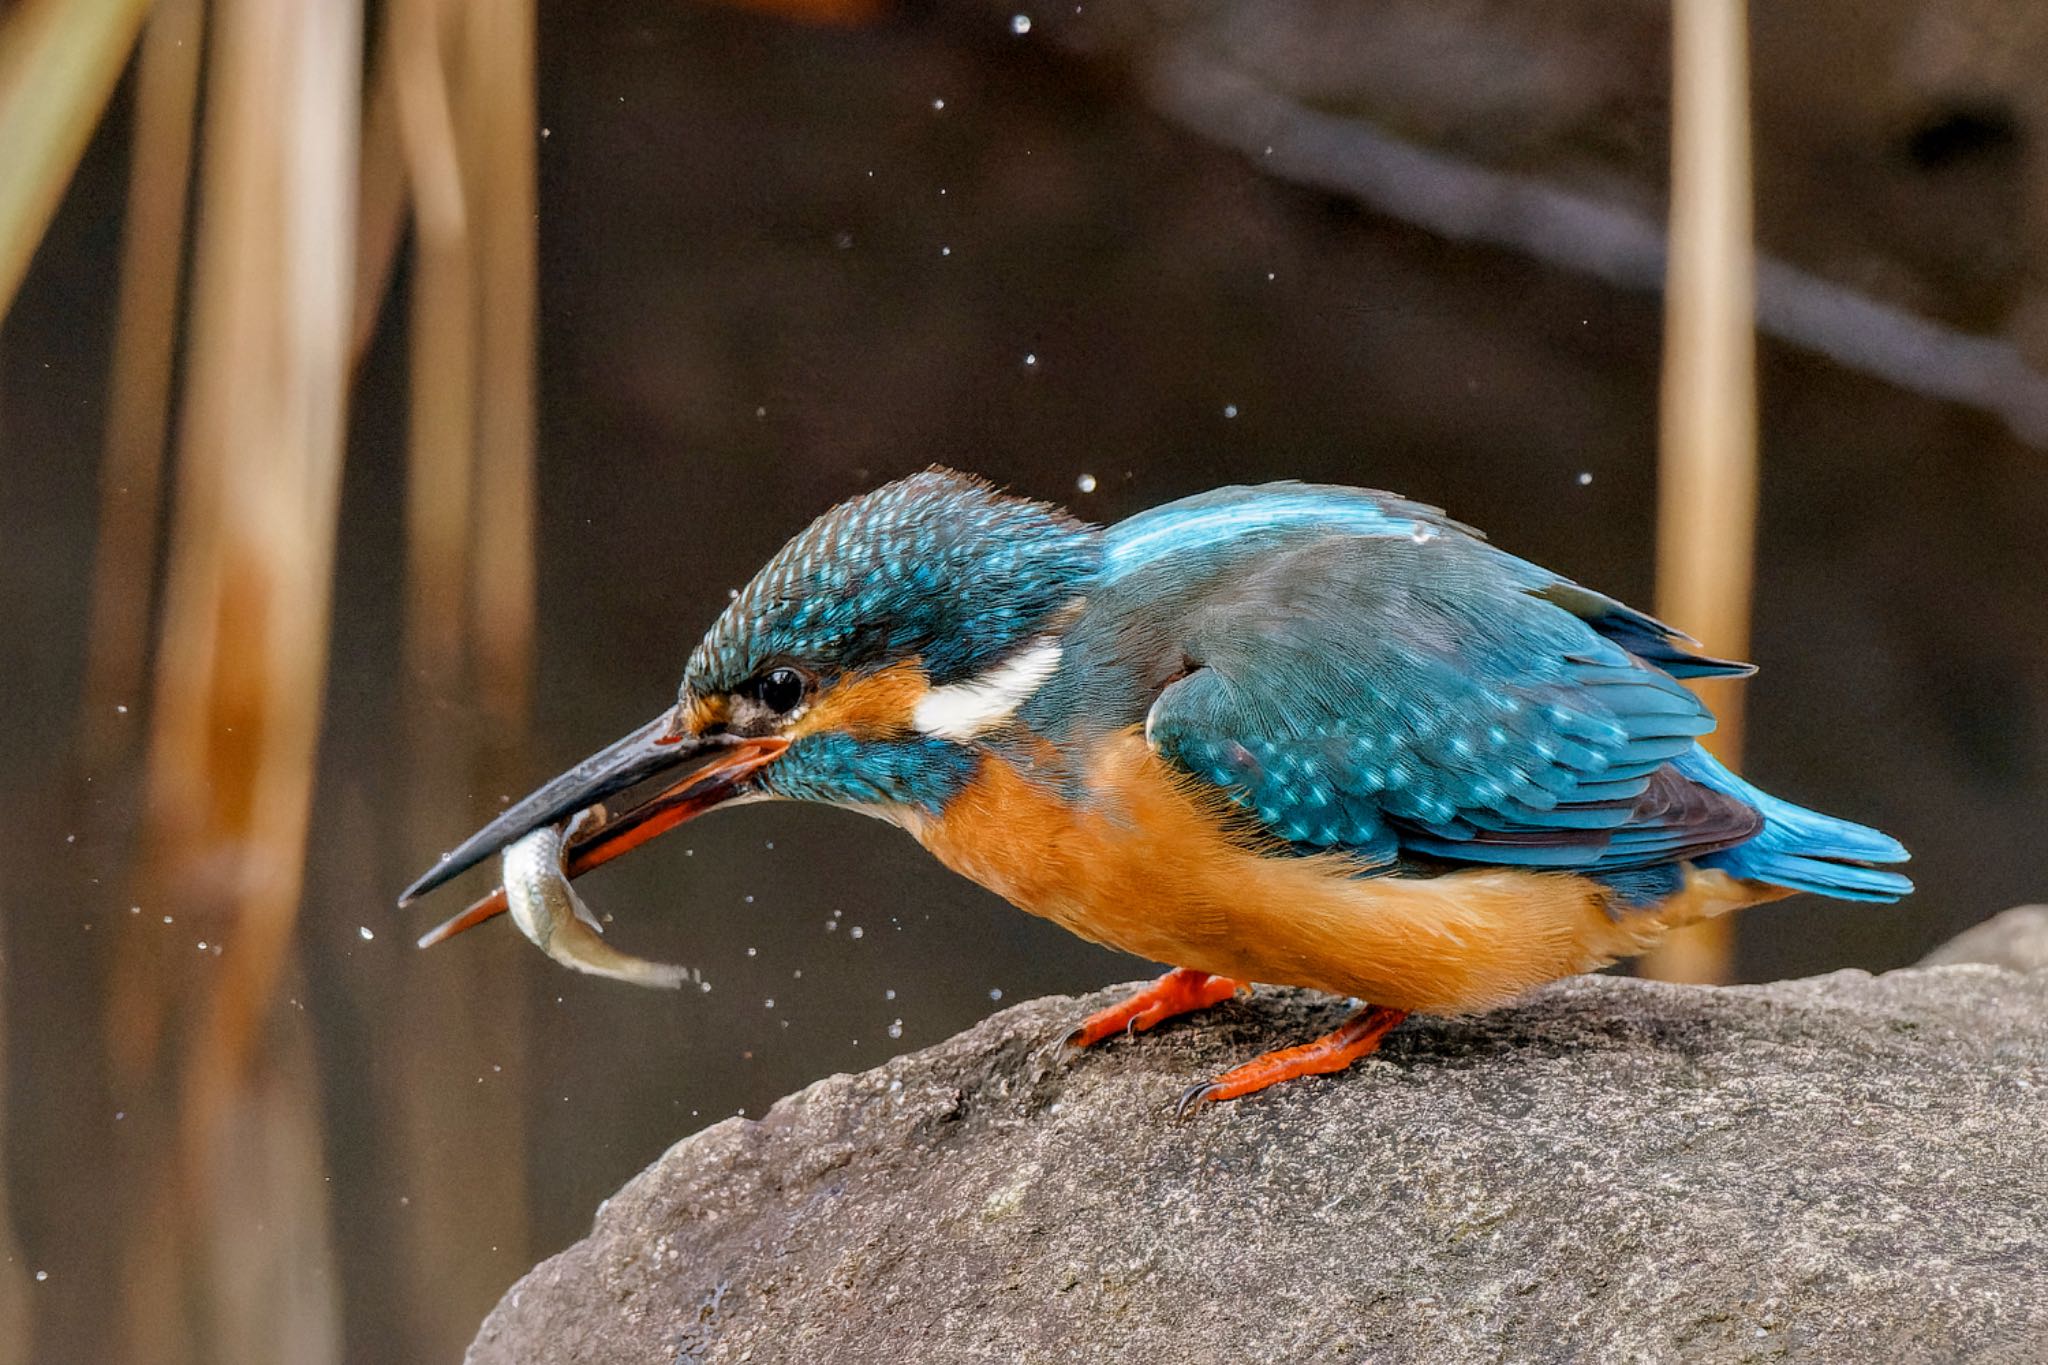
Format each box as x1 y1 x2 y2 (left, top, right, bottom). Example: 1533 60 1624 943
405 730 789 947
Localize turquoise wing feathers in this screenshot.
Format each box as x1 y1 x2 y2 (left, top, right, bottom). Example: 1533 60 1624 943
1140 530 1754 872
1112 484 1908 898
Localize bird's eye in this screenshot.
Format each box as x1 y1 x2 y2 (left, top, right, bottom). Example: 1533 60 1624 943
754 667 806 714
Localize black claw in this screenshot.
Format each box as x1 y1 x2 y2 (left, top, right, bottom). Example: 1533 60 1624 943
1174 1081 1220 1120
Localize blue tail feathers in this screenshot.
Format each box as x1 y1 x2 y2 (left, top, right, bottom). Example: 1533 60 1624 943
1675 747 1913 902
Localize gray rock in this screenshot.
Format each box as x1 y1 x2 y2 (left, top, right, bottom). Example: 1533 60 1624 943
1920 905 2048 972
469 969 2048 1365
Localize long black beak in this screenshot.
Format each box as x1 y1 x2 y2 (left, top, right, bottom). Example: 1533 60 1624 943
396 709 788 941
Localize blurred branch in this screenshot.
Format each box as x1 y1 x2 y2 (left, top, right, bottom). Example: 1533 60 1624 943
1643 0 1757 986
1142 46 2048 447
78 0 205 771
0 0 154 319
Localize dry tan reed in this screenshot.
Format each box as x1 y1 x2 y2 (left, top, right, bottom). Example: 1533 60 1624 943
0 0 153 316
1643 0 1759 985
77 0 205 770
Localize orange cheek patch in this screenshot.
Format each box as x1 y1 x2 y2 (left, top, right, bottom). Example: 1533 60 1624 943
791 661 929 739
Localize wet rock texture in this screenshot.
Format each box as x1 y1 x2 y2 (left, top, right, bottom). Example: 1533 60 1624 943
469 966 2047 1364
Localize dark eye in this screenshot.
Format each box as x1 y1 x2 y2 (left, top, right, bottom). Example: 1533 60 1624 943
754 667 806 714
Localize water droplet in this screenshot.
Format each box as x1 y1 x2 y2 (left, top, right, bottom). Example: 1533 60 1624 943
939 245 952 256
34 1271 46 1283
1076 473 1097 493
989 987 1004 1001
1223 404 1239 418
886 1018 904 1038
358 926 374 941
931 97 946 111
115 704 128 714
885 988 897 1000
1576 471 1594 486
1024 352 1036 366
745 946 757 956
1010 13 1031 33
763 998 775 1010
196 941 207 951
849 925 865 939
743 894 755 904
162 915 173 925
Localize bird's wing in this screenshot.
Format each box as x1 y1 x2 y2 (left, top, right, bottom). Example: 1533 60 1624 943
1139 522 1759 874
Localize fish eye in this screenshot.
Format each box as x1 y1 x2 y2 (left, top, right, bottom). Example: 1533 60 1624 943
754 667 806 714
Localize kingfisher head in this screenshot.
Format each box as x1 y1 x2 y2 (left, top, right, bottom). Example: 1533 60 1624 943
400 469 1100 916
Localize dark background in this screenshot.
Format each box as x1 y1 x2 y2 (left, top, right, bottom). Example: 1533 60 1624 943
4 3 2044 1359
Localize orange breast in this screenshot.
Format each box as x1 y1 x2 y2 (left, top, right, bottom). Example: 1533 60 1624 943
901 730 1778 1014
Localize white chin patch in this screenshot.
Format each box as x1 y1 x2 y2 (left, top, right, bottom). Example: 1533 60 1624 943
912 639 1063 741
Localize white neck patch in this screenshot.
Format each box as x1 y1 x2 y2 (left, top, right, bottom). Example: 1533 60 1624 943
912 639 1063 742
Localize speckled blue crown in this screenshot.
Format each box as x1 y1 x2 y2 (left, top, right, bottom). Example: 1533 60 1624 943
685 468 1101 693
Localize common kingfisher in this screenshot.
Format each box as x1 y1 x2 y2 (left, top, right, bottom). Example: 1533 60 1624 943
400 469 1911 1113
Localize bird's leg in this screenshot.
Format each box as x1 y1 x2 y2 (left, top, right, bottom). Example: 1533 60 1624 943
1176 1004 1407 1117
1063 968 1244 1050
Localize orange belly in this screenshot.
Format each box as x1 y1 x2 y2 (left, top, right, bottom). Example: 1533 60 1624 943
901 730 1780 1014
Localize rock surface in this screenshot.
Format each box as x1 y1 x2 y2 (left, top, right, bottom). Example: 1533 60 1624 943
1919 905 2048 972
469 968 2047 1364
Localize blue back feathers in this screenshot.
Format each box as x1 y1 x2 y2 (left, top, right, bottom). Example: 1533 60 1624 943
1092 482 1909 902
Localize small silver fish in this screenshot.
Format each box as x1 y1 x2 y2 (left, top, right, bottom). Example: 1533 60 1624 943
501 807 698 990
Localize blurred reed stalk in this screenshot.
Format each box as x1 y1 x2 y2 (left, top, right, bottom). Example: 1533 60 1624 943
1643 0 1759 985
99 0 361 1354
77 0 204 770
0 0 154 317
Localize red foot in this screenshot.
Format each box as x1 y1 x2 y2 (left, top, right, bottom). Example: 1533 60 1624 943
1176 1005 1408 1117
1064 968 1244 1050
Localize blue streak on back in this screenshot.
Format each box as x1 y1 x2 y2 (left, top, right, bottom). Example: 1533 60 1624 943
1104 485 1440 579
1103 483 1749 681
